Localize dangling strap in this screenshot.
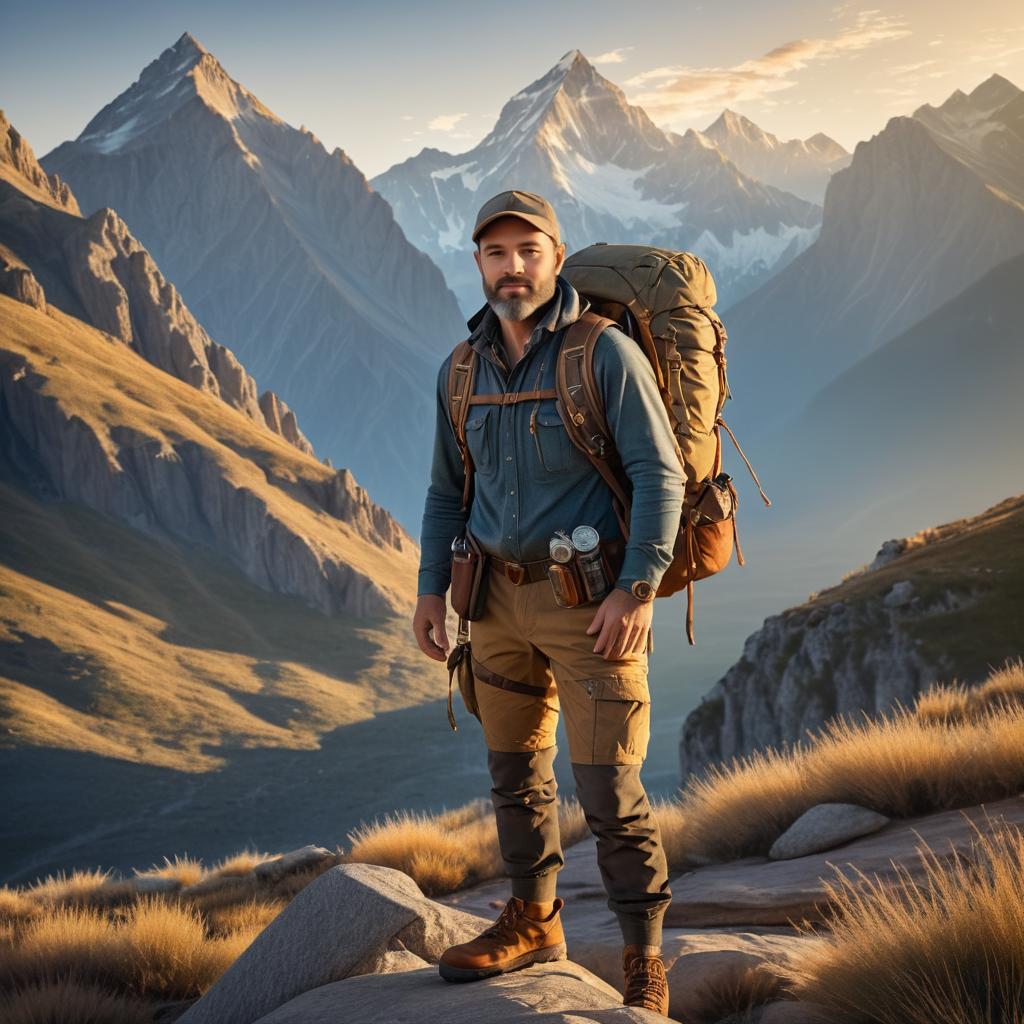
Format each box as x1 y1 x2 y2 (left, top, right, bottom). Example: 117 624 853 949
684 513 697 646
717 416 771 507
446 624 469 732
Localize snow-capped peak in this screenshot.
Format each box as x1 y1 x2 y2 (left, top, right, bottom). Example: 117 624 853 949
72 33 279 155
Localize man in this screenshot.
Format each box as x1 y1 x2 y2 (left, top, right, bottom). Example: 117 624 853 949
412 189 682 1015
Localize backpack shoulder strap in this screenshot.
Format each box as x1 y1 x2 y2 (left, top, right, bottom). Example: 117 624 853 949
446 340 477 511
556 312 634 538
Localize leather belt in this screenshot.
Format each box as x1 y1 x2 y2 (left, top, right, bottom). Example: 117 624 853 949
488 538 626 587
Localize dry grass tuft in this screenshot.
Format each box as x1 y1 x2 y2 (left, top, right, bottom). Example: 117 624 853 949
23 869 113 910
0 977 152 1024
667 659 1024 865
209 849 272 878
134 855 205 889
775 821 1024 1023
205 898 286 938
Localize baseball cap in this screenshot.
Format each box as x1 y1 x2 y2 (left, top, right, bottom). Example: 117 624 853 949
472 189 562 247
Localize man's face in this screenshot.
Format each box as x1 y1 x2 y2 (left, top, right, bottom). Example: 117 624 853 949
474 216 566 322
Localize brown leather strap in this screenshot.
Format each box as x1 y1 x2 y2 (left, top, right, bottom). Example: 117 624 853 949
447 341 478 511
471 656 550 696
557 313 634 539
469 389 558 405
489 537 626 587
447 640 469 731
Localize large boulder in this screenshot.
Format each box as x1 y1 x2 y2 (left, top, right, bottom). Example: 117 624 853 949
178 862 491 1024
250 961 655 1023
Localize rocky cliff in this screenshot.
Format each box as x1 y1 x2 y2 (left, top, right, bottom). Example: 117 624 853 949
0 108 313 456
680 494 1024 778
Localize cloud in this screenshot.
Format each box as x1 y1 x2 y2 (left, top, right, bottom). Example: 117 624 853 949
624 10 910 120
590 46 633 65
400 114 414 121
892 59 936 75
428 112 469 132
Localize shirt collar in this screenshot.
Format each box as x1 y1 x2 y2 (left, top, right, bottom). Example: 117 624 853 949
465 274 590 358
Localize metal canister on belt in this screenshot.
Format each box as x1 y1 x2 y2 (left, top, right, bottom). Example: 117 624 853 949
571 525 610 602
547 530 581 607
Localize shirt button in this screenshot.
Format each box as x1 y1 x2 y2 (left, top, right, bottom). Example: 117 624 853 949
506 455 512 462
510 490 515 495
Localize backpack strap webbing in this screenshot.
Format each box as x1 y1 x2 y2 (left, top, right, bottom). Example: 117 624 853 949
557 312 633 539
447 340 477 511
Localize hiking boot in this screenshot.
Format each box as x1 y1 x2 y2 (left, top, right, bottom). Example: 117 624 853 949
438 896 567 982
622 945 670 1016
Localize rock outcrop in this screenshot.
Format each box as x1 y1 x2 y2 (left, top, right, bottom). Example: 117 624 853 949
680 495 1024 777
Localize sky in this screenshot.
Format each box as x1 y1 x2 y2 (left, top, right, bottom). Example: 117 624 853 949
3 0 1024 179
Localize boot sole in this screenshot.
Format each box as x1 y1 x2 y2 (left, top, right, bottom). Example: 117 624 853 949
438 941 568 983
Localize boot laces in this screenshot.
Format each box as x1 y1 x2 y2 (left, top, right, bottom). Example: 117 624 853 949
624 953 667 1005
480 900 522 944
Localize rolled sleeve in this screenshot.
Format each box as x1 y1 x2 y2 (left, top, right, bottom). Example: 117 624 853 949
593 327 683 595
417 356 468 597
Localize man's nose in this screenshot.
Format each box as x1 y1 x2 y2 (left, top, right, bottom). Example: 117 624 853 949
503 252 526 275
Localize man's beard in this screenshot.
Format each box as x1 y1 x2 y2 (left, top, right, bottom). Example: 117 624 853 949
483 273 557 321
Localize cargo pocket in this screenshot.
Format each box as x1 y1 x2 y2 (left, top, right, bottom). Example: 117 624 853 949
581 675 651 766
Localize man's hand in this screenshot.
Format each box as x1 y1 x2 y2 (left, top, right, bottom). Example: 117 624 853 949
413 594 451 662
586 587 653 661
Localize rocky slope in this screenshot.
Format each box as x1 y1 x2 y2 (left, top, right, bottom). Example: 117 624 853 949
701 109 850 204
372 49 821 314
0 109 312 455
724 73 1024 425
41 33 467 529
680 494 1024 777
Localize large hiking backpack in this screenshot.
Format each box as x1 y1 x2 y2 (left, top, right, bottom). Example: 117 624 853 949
446 243 770 644
558 243 770 643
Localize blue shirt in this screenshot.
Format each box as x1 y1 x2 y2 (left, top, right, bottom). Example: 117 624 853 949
417 274 684 598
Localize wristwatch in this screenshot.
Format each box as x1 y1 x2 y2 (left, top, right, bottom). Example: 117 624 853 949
630 579 656 602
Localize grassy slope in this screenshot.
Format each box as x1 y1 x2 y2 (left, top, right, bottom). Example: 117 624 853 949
0 295 439 771
804 493 1024 681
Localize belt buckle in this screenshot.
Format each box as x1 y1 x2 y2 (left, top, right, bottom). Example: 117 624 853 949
505 562 526 585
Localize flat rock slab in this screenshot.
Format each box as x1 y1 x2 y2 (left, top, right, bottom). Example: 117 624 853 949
769 803 889 860
251 961 661 1023
178 862 490 1024
666 796 1024 927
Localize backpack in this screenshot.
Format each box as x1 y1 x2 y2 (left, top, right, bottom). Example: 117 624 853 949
446 243 770 645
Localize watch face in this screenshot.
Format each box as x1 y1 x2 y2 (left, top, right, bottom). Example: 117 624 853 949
632 580 654 601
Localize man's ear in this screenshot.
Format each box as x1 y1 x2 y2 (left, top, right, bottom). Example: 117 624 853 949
554 242 566 274
473 248 481 273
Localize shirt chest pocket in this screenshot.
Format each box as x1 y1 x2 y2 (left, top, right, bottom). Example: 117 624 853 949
465 409 495 475
530 404 573 481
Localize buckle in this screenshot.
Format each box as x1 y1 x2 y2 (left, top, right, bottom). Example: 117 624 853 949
505 562 526 585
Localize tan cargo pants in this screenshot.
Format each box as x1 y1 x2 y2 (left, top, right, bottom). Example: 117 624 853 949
467 565 672 946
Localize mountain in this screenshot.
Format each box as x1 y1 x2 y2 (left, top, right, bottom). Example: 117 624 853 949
1 110 417 620
701 109 850 204
371 50 821 315
41 33 467 529
723 73 1024 427
680 493 1024 778
1 109 312 455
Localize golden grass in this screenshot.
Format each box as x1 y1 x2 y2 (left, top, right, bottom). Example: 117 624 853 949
664 659 1024 864
0 978 152 1024
134 855 205 889
775 823 1024 1023
344 795 589 896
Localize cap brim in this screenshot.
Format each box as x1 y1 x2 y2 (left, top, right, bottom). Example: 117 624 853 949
472 211 559 245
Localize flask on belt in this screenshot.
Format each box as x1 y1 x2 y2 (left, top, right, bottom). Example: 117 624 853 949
548 530 582 607
571 525 611 602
